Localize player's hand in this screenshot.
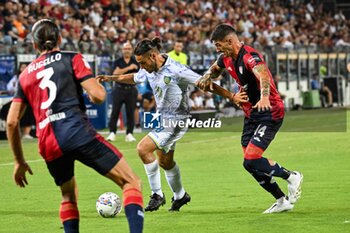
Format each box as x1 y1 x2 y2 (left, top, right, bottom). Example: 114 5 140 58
197 74 213 91
253 96 271 112
231 91 248 107
96 75 111 83
13 162 33 188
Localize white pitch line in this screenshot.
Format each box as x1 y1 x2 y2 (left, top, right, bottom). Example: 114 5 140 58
0 136 237 167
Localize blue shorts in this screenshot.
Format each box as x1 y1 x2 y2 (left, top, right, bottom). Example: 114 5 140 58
241 118 283 150
46 136 122 186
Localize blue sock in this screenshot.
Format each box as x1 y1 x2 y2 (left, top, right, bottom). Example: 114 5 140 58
244 158 291 179
124 204 144 233
63 219 79 233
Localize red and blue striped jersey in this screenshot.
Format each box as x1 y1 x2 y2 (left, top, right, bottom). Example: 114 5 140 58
14 51 97 161
217 45 284 121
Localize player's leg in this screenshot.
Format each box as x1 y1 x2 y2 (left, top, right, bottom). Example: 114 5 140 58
77 136 143 233
137 135 165 211
241 119 292 213
124 87 137 141
46 155 80 233
244 120 303 204
60 178 80 233
107 88 124 141
105 159 144 233
156 149 190 211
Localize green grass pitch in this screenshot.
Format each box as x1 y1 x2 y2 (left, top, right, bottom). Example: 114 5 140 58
0 108 349 233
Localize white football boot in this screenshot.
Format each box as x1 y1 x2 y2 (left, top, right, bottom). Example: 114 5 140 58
263 197 294 214
107 132 116 142
287 171 303 204
125 133 136 142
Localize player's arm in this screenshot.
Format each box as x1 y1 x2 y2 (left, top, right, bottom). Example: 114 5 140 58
96 73 136 85
197 61 224 91
113 64 138 75
6 101 33 187
209 82 248 107
81 78 106 104
252 64 272 111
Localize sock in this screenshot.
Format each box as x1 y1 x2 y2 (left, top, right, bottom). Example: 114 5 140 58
164 164 185 200
123 188 144 233
252 173 285 199
59 201 79 233
244 158 291 179
243 160 285 199
144 160 163 196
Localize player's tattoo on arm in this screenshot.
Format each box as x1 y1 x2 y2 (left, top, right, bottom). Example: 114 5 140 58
253 64 270 97
208 63 224 79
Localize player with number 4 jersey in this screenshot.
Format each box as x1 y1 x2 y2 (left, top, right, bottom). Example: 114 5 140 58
198 24 303 214
6 19 144 233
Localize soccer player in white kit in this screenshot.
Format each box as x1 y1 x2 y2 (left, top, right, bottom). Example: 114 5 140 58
98 37 247 212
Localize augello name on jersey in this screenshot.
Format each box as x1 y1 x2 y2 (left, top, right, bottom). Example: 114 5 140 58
28 53 62 74
163 118 221 128
39 112 66 129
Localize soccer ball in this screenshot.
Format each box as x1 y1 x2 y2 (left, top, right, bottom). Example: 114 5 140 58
96 192 122 218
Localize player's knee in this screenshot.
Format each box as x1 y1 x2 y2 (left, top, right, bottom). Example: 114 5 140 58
136 142 146 157
129 175 143 191
158 159 174 170
243 159 254 173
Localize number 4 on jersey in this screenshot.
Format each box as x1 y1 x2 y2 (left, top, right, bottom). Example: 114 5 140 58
254 125 267 138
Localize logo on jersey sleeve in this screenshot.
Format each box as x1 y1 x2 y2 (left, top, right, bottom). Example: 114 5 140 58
82 57 91 69
247 52 263 68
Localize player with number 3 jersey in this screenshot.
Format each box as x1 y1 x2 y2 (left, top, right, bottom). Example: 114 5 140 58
6 19 144 233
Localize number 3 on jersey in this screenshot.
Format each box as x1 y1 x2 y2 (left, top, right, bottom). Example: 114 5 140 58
36 67 57 109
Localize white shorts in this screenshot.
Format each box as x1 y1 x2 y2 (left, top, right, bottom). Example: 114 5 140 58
148 125 188 154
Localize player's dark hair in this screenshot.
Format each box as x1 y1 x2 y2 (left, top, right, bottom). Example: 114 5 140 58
32 19 60 52
134 37 162 55
210 24 236 42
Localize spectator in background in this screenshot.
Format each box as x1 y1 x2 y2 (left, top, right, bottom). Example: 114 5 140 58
107 41 139 142
204 93 215 109
167 41 188 65
319 61 328 77
311 74 333 107
7 63 27 95
189 90 202 110
6 62 35 139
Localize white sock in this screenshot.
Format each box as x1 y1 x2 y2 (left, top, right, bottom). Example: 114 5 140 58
144 160 163 197
164 164 185 200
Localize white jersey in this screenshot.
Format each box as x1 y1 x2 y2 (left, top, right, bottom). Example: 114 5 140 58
134 55 201 119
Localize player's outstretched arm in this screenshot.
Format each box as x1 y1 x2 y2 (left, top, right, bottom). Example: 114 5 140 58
197 62 224 91
96 73 136 85
81 78 106 104
209 83 248 107
6 102 33 188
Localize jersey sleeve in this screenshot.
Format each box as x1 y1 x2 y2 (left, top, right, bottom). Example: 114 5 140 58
216 54 225 68
13 81 27 103
72 53 94 82
244 52 266 72
175 63 201 85
133 69 147 83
